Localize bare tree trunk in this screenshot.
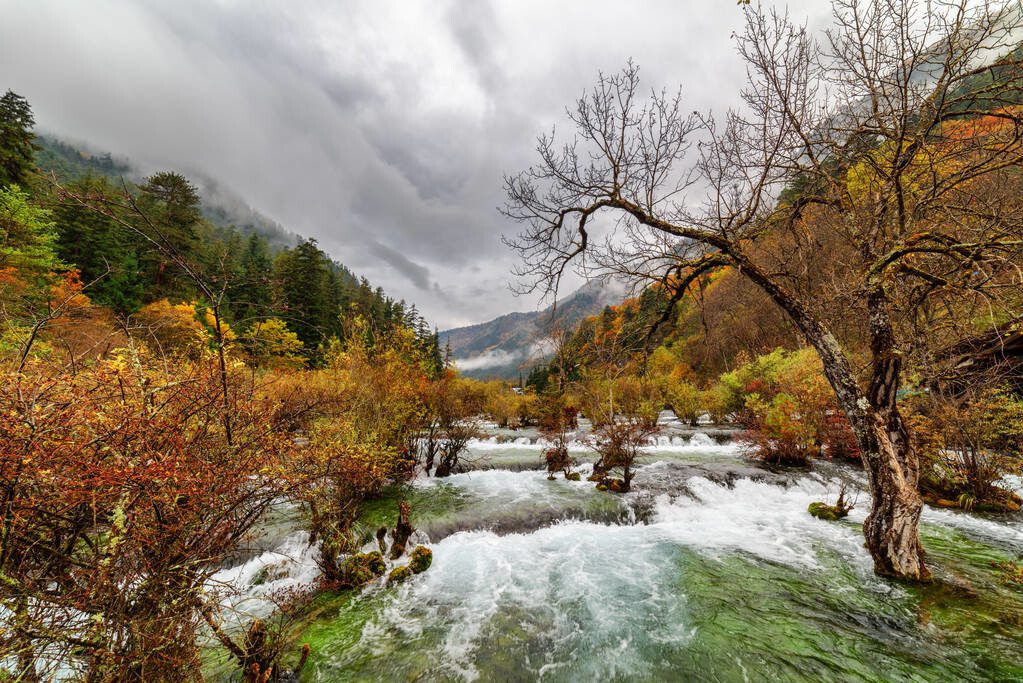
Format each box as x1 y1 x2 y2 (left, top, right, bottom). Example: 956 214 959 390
737 255 929 579
859 411 929 579
390 501 413 560
211 306 233 446
857 288 929 579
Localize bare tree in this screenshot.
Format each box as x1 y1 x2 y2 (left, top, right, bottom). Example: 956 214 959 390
503 0 1023 579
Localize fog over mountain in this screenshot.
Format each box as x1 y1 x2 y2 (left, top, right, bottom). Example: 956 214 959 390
444 279 629 379
1 0 828 328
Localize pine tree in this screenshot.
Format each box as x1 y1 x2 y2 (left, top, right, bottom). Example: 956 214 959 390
231 233 272 323
428 326 443 375
274 239 331 352
134 172 203 301
51 175 143 313
0 90 36 188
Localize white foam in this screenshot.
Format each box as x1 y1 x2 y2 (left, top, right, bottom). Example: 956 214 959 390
350 520 694 680
464 433 742 457
998 474 1023 495
464 436 591 453
211 459 1023 680
649 476 876 575
922 505 1023 549
210 532 320 623
335 474 899 678
643 432 742 456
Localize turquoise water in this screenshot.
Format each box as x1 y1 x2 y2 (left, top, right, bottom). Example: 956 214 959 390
216 427 1023 681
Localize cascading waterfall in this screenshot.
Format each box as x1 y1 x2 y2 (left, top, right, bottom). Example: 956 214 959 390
211 419 1023 681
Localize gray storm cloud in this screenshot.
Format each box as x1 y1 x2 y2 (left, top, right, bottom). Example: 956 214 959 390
0 0 829 328
367 239 433 292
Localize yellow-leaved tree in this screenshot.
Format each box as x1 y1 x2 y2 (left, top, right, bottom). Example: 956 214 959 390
246 317 305 369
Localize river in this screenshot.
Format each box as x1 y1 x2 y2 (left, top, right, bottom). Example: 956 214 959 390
213 414 1023 681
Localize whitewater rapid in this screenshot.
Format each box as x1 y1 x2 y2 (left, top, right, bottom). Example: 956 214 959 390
211 428 1023 681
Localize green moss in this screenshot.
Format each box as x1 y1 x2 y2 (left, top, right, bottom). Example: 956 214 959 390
387 565 413 585
409 546 433 574
251 565 271 586
565 472 581 481
340 551 387 588
364 550 386 575
808 502 840 521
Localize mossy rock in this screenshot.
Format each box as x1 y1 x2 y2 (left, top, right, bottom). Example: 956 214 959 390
608 478 628 493
564 472 581 481
989 488 1023 512
251 561 292 586
387 565 413 585
409 545 433 574
923 492 963 509
340 551 387 588
808 502 848 521
363 550 386 575
976 499 1022 513
925 488 1022 513
587 472 603 482
546 474 557 481
251 565 271 586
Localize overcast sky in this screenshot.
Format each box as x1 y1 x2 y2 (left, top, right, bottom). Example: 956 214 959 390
1 0 829 329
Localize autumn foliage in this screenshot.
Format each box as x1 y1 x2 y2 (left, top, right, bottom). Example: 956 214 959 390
724 349 858 466
0 350 302 680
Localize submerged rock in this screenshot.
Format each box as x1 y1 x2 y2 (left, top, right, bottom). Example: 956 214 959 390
409 545 433 574
251 565 271 586
387 565 413 585
250 560 300 587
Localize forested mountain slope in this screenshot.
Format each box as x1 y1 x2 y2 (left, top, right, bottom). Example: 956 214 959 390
35 134 300 250
24 128 440 363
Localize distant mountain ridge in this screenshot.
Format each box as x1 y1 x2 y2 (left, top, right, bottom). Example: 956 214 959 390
35 134 301 252
443 279 628 380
